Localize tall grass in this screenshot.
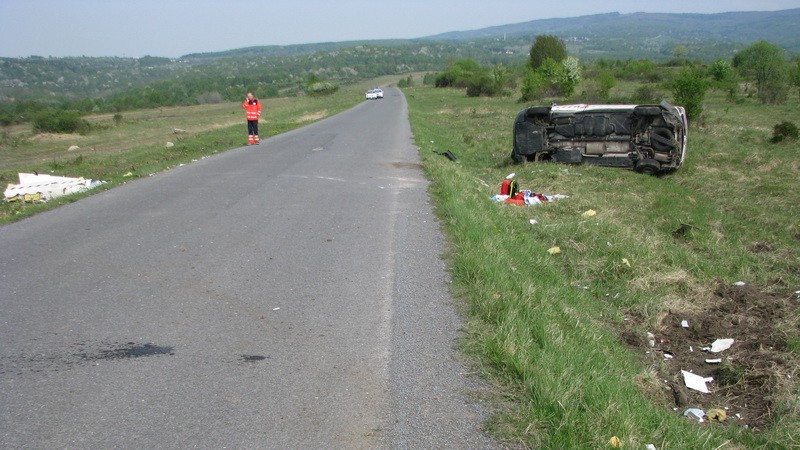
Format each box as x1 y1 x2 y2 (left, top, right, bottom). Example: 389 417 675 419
406 85 799 448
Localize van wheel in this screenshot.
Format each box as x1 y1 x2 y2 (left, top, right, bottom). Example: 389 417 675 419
636 159 661 175
650 128 675 151
512 153 526 164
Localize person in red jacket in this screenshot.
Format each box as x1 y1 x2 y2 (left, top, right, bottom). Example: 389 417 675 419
242 92 263 144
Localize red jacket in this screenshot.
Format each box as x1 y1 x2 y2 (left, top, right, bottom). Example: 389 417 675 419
242 98 262 121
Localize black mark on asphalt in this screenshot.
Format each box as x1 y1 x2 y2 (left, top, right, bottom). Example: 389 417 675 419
86 342 174 361
0 341 174 376
240 355 269 363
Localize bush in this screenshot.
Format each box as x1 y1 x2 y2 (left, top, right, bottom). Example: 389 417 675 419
32 109 90 134
671 66 709 122
306 81 338 97
770 121 799 143
630 84 663 104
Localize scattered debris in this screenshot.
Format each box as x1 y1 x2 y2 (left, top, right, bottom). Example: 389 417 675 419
172 128 186 134
608 436 622 448
165 141 175 148
646 444 658 450
683 408 706 422
681 320 690 328
529 219 539 225
621 282 799 430
67 145 80 151
490 177 568 206
547 246 561 255
581 209 597 218
272 307 280 311
672 223 694 238
705 338 734 353
707 408 727 422
621 258 631 267
434 150 457 161
4 172 105 203
733 281 747 287
682 370 713 393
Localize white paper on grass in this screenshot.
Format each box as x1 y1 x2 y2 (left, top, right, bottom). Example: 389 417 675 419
682 370 713 393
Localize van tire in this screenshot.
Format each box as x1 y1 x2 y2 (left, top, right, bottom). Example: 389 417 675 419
650 127 675 151
636 159 661 175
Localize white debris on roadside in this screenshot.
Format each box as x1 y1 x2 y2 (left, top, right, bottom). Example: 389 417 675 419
704 338 734 353
4 173 105 203
683 408 706 422
682 370 713 393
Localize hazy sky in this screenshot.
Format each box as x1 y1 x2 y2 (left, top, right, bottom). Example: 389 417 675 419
1 0 799 58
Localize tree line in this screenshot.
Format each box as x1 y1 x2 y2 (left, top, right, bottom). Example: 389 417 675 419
2 36 799 133
430 35 800 122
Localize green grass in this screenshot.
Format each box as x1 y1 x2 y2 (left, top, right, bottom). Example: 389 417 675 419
405 84 799 448
0 84 376 223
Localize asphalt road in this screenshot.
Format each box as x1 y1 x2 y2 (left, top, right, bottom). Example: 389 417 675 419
0 88 499 448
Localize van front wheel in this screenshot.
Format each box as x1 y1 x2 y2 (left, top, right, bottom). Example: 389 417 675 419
636 159 661 175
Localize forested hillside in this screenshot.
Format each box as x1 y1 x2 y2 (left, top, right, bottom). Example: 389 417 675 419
1 8 798 119
428 9 800 60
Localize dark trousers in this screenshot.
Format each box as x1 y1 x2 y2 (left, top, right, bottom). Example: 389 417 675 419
247 120 259 136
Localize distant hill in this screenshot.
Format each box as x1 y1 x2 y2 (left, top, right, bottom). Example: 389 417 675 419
425 9 800 59
2 8 799 107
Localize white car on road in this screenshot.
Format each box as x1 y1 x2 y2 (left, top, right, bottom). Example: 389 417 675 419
365 88 384 100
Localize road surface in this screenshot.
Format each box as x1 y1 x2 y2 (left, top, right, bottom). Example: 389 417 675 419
0 88 499 448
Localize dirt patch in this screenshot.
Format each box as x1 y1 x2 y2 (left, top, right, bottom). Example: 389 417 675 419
295 110 327 123
622 282 798 431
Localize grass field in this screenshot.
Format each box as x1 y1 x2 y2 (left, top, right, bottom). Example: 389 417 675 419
2 74 798 448
405 83 799 448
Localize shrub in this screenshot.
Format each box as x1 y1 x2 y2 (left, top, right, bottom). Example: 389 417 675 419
306 81 338 97
671 66 709 122
733 40 791 105
770 121 799 143
32 109 90 134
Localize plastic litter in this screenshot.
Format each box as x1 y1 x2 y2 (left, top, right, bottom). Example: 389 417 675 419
547 246 561 255
683 408 706 422
4 172 105 203
733 281 746 286
581 209 597 218
707 408 727 422
705 338 734 353
529 219 539 225
682 370 713 393
705 358 723 364
646 445 658 450
681 320 689 328
622 258 631 267
490 178 568 206
647 332 656 347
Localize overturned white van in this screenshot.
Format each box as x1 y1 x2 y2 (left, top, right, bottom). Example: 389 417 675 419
511 101 688 174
